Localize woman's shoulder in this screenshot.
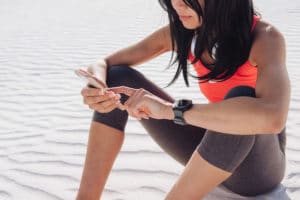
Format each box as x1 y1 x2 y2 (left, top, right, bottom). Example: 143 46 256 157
249 19 285 66
254 19 284 39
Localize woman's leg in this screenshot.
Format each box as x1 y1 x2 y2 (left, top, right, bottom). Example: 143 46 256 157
77 65 207 200
196 86 286 196
76 122 125 200
77 65 286 198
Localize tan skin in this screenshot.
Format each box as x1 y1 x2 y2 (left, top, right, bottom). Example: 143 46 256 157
80 0 290 199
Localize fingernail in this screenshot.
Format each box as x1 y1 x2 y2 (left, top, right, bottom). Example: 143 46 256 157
99 89 104 95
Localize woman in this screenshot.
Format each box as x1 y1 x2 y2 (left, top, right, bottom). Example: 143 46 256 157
77 0 290 199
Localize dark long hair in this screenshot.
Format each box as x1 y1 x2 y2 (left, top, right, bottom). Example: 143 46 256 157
159 0 256 87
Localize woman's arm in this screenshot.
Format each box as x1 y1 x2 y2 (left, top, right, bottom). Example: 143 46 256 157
104 25 173 67
173 25 291 135
109 23 290 135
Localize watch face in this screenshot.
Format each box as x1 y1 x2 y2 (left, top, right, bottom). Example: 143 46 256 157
177 99 193 110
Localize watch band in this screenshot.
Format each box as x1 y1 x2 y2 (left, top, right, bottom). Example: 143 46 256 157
172 99 193 125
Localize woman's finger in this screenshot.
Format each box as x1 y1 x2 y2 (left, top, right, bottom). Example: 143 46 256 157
138 110 150 120
97 96 120 109
125 88 145 108
108 86 138 96
132 109 149 120
128 111 140 120
90 99 120 113
81 87 104 97
123 89 140 109
105 104 120 113
129 89 146 110
83 89 119 104
84 93 120 105
102 100 121 113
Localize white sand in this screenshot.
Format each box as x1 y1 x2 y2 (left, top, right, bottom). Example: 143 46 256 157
0 0 299 199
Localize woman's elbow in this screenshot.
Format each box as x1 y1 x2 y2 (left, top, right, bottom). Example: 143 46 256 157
265 109 287 134
270 116 286 134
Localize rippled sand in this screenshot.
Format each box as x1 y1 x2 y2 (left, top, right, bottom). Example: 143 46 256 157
0 0 299 199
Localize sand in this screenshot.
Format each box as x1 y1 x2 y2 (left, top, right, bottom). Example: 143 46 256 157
0 0 299 199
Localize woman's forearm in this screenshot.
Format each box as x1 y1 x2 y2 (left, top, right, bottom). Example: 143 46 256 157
165 97 286 135
104 44 167 67
104 44 147 67
104 26 171 67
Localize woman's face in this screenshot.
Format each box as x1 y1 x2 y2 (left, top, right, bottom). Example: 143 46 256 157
171 0 204 29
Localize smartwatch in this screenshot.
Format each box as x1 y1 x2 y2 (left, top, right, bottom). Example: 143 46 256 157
172 99 193 125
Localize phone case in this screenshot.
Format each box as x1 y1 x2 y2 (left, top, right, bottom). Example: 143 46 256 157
75 68 107 89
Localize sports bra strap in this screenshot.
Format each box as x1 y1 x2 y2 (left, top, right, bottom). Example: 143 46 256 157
251 15 260 32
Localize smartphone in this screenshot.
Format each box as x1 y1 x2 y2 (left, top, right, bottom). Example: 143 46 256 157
74 68 106 89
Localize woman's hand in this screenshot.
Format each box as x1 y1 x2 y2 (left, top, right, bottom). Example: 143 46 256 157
108 86 174 120
81 87 123 113
80 59 125 113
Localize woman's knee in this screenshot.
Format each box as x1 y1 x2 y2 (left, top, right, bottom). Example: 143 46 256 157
106 65 144 88
106 65 174 103
106 65 148 105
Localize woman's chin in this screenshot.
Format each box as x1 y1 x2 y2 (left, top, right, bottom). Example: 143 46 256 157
183 24 200 30
181 22 202 30
184 26 197 30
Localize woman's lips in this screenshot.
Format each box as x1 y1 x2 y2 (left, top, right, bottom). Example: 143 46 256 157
179 15 192 21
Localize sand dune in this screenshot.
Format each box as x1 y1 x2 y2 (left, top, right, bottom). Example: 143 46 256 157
0 0 299 199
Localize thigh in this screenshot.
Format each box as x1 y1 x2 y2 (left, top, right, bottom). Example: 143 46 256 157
223 129 286 196
196 129 286 196
197 130 256 173
140 118 206 166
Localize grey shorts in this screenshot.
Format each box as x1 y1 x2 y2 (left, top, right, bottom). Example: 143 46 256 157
93 65 286 196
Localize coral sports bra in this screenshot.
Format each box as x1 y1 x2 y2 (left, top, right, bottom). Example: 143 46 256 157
188 16 260 103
